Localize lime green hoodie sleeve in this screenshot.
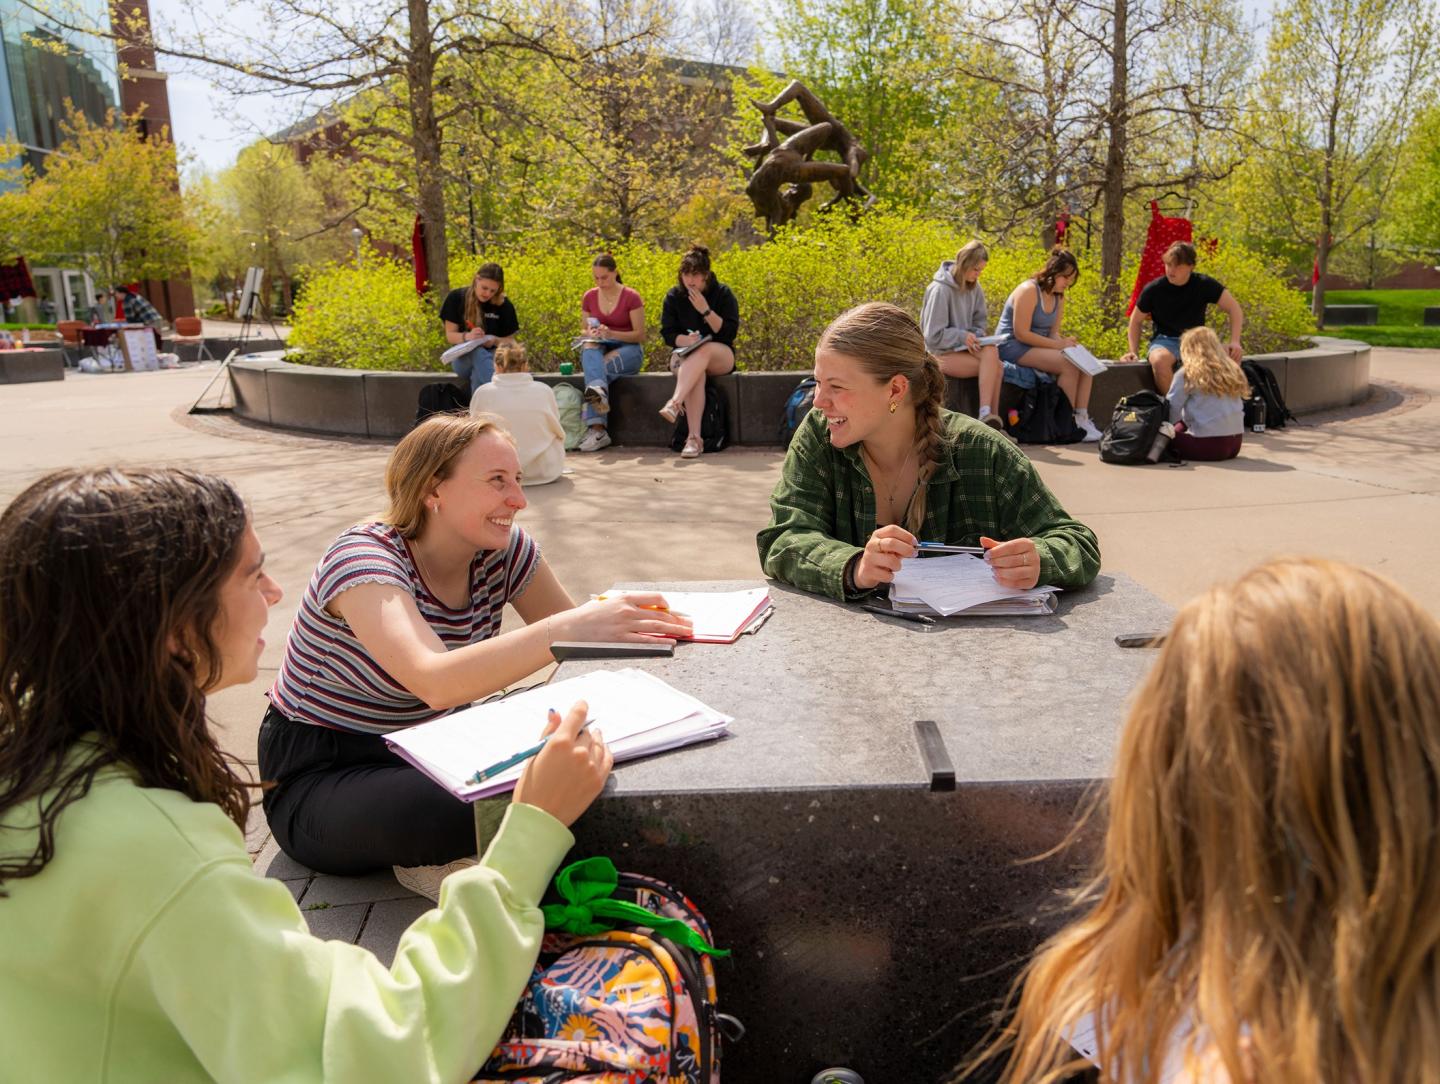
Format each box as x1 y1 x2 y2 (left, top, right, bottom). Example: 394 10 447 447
122 802 572 1083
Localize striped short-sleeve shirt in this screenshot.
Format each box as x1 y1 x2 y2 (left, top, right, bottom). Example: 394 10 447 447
269 522 542 735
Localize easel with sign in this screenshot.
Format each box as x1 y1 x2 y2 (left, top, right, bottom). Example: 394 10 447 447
117 326 160 371
237 265 284 349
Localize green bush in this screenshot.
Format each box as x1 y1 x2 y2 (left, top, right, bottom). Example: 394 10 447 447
288 258 447 372
293 214 1313 373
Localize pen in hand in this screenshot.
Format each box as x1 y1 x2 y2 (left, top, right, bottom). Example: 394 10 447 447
468 710 595 786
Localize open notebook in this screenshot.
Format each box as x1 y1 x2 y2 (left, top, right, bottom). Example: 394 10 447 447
602 587 773 644
889 553 1060 617
386 669 731 801
1061 344 1108 376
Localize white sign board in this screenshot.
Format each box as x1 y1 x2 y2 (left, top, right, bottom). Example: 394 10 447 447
119 327 159 371
238 266 264 321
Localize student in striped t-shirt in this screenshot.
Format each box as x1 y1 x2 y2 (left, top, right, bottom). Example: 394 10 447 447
259 415 692 891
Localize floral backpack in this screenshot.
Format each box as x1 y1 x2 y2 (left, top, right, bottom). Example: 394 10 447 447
475 857 743 1083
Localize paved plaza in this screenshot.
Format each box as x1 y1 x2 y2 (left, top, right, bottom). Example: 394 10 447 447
3 348 1439 958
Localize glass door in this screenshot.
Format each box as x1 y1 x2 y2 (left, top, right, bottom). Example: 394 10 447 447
30 267 63 323
62 270 95 323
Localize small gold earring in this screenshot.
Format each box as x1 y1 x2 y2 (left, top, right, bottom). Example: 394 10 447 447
889 401 898 414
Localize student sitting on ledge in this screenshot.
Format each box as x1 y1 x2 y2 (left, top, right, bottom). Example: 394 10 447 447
756 302 1100 601
440 262 519 396
1167 327 1248 462
577 252 646 453
259 415 690 898
920 239 1005 432
659 243 739 459
469 343 566 485
0 466 613 1083
961 558 1440 1083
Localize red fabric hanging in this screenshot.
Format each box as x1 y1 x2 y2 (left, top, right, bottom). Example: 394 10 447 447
1126 201 1193 315
411 216 428 295
0 257 35 303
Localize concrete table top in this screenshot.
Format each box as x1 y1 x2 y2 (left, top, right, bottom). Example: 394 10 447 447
556 575 1174 795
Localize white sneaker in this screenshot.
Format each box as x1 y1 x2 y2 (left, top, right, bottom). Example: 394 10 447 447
578 427 612 452
393 856 478 903
1077 416 1104 442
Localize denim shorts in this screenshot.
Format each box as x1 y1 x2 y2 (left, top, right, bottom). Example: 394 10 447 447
1148 335 1182 361
997 337 1031 365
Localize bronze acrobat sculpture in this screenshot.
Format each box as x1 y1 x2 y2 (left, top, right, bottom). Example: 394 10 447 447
743 81 875 231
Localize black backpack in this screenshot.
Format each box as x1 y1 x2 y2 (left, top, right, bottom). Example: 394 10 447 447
778 377 818 446
1239 360 1296 429
1008 381 1084 444
415 381 470 426
670 378 730 453
1100 390 1169 464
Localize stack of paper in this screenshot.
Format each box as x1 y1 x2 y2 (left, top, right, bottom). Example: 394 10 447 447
387 669 731 802
603 587 773 644
889 553 1060 617
1061 344 1109 375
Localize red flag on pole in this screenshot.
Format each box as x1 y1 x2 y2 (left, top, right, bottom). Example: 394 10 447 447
411 215 428 295
1312 256 1320 285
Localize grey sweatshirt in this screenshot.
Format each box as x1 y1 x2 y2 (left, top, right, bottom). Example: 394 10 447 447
920 261 989 353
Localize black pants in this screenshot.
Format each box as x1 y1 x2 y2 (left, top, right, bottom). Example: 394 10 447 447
258 705 477 874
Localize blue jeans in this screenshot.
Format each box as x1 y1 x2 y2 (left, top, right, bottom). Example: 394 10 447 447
450 345 496 396
1148 335 1182 361
579 341 644 427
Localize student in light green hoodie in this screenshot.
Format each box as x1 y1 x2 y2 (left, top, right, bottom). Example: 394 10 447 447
0 467 612 1084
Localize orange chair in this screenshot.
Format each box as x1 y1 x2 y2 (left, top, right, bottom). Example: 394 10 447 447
56 320 87 367
171 315 213 362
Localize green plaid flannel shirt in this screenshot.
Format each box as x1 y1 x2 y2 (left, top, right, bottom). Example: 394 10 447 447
757 409 1101 601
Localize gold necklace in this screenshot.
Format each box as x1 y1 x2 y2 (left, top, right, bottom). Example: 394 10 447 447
862 444 916 523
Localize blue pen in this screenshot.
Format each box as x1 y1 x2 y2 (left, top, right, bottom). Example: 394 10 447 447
467 714 594 786
916 541 986 555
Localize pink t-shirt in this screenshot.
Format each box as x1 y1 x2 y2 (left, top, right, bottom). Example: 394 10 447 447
582 286 644 333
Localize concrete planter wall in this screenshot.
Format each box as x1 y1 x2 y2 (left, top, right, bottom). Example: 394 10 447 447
227 338 1372 443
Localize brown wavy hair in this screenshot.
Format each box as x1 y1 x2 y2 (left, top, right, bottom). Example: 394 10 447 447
384 413 516 538
0 468 255 893
818 302 948 534
463 261 505 330
677 243 715 289
960 557 1440 1083
1033 245 1079 293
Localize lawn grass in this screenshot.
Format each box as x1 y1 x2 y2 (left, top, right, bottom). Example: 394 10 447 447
1324 289 1440 326
1328 325 1440 349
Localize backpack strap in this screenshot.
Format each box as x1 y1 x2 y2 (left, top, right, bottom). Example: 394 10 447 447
542 856 730 957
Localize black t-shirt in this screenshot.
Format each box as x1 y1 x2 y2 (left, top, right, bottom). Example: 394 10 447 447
659 280 740 349
1136 273 1225 338
439 288 519 339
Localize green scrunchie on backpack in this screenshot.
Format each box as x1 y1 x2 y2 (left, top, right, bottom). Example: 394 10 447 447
541 856 730 958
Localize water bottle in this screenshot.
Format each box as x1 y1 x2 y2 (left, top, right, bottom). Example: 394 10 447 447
1145 420 1176 463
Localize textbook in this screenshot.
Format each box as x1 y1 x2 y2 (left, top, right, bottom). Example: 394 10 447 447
672 334 713 359
441 338 494 366
386 669 731 801
1061 344 1108 376
974 333 1005 346
889 553 1060 617
599 587 773 644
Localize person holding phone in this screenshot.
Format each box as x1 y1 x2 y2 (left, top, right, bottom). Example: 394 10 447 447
659 244 739 458
576 253 646 453
440 262 520 396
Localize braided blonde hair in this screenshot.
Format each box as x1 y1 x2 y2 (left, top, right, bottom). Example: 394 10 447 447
818 302 949 534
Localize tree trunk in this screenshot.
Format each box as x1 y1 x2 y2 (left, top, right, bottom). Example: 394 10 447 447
407 0 449 299
1099 0 1129 314
1312 78 1342 330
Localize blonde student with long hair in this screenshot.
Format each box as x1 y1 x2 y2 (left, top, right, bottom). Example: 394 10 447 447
469 343 566 485
962 557 1440 1084
919 239 1005 430
1167 326 1248 461
756 302 1099 601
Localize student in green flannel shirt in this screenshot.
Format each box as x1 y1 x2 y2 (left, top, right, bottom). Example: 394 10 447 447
757 302 1100 601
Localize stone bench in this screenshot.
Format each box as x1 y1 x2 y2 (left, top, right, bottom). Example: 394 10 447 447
227 338 1372 442
1323 303 1378 326
0 348 65 384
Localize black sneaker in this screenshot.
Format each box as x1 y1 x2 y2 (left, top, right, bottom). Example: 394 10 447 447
583 383 610 415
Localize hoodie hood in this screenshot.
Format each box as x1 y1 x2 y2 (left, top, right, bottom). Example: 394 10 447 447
932 260 962 290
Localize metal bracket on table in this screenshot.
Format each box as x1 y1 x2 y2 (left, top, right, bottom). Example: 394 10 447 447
913 719 956 791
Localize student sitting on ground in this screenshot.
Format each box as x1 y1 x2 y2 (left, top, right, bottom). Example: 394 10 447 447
1120 240 1244 394
965 557 1440 1084
469 343 566 485
440 262 520 396
1166 327 1247 462
659 244 739 459
259 415 691 896
994 247 1102 442
757 302 1100 601
920 239 1005 432
0 466 613 1083
577 252 646 453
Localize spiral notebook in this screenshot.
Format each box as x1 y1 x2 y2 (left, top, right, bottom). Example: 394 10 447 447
386 669 731 801
600 587 773 644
